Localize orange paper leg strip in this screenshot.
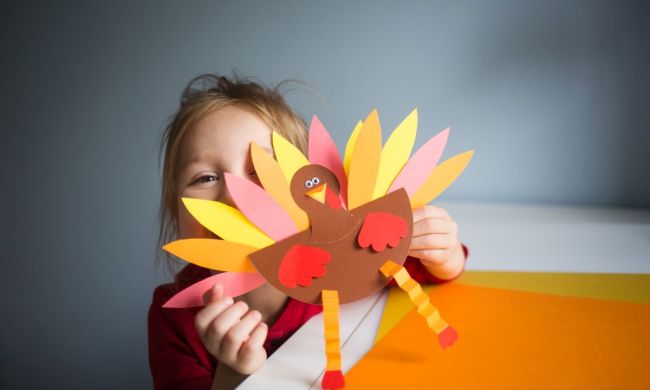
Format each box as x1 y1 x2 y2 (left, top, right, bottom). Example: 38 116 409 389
380 260 458 348
321 290 345 390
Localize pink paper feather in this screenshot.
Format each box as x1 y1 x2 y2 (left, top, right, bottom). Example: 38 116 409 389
308 115 348 208
163 272 266 308
225 173 299 241
388 128 450 198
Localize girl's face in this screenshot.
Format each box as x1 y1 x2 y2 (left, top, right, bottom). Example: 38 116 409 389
175 105 274 239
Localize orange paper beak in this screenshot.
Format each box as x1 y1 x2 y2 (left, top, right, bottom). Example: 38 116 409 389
306 183 327 203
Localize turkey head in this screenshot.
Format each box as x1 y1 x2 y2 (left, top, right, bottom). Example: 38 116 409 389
290 164 360 244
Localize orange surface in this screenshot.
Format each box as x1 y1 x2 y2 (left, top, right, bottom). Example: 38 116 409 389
346 283 650 389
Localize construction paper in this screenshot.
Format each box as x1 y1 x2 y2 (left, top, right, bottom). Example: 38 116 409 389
379 260 457 349
182 198 273 248
357 212 408 252
273 131 310 183
347 110 381 210
376 271 650 343
278 244 331 288
376 285 432 343
322 290 344 389
308 115 348 208
249 189 413 304
457 270 650 304
324 187 342 209
250 142 309 231
292 165 351 244
372 109 417 199
163 239 257 273
224 172 298 241
164 108 474 389
410 150 474 208
347 284 650 389
387 127 449 198
306 183 327 203
162 272 267 308
343 121 363 175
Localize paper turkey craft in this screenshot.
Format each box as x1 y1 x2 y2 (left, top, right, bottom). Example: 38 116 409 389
162 109 474 389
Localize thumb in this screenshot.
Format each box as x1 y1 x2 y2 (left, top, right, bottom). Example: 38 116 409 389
203 282 224 305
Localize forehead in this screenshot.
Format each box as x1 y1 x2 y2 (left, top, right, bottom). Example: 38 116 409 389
178 105 273 166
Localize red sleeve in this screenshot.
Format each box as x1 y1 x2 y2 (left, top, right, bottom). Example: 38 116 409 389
389 244 469 286
148 284 216 390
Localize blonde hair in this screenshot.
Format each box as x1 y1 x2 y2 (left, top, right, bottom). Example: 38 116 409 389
158 73 308 276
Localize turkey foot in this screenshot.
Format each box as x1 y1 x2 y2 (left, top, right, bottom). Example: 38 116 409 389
379 260 458 349
321 290 344 389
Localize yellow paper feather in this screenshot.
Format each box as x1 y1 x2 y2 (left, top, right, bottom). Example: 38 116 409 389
410 150 474 209
343 120 363 175
272 132 309 183
372 109 418 199
182 198 274 248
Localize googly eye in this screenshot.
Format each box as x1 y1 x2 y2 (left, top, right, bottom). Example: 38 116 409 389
312 177 320 185
305 180 313 188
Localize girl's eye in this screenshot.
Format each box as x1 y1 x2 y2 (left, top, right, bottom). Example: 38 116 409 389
305 180 313 188
312 177 320 185
191 174 219 185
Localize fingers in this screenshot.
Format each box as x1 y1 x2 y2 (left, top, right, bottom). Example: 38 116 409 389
219 309 263 362
410 233 455 251
413 206 450 223
194 294 234 335
204 301 250 351
203 282 224 305
242 322 268 355
238 322 268 362
195 300 246 351
409 248 452 266
237 322 269 374
410 206 460 266
193 282 270 374
412 217 458 237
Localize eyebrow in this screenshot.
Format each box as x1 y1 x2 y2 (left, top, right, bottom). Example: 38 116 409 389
178 145 275 172
178 152 218 171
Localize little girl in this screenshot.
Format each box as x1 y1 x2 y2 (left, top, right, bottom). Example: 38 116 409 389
148 74 467 390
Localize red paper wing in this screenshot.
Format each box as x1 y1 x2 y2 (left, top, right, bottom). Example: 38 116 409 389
278 244 331 288
357 212 408 252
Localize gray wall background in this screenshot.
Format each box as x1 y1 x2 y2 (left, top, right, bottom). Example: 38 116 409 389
1 1 648 388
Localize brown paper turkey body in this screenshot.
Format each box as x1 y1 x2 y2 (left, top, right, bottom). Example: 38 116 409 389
250 164 413 304
162 110 474 390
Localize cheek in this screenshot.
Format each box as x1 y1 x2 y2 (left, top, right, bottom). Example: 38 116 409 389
177 200 213 239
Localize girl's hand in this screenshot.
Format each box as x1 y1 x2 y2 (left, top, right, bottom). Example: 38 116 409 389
409 206 465 279
194 283 268 376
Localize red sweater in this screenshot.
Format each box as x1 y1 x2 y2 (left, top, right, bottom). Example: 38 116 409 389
148 254 466 390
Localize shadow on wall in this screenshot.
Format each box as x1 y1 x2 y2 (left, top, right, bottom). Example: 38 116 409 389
458 2 650 207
